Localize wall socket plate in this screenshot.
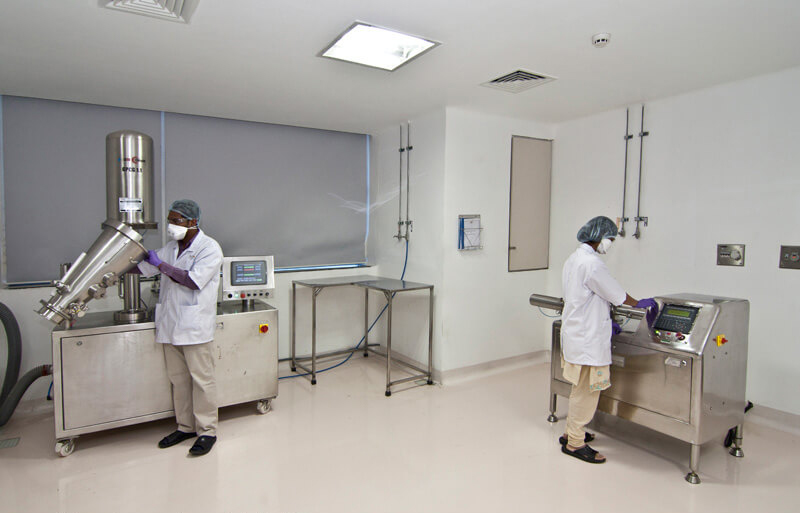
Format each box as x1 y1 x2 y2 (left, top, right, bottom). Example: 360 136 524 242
779 246 800 269
717 244 745 266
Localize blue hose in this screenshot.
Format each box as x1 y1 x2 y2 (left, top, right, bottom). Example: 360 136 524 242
280 239 410 380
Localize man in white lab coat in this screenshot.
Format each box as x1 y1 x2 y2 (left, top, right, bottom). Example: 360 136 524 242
138 199 223 456
559 216 658 464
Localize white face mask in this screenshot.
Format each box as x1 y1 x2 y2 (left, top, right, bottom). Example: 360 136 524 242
167 223 189 241
597 238 613 254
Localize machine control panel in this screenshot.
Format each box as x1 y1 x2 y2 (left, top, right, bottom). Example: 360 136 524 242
654 304 699 344
221 256 275 301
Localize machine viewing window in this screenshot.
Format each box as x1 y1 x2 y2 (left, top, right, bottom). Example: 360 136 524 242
231 261 268 286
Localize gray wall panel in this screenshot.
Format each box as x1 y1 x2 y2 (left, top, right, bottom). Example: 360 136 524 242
1 96 162 283
163 113 367 267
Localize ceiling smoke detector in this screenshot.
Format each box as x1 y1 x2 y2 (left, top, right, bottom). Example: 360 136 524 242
103 0 199 24
481 69 557 94
592 33 611 48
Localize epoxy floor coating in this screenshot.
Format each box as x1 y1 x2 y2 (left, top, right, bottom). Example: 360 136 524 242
1 359 798 513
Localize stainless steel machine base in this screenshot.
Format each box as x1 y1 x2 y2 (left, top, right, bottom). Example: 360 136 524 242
113 309 148 323
51 301 278 456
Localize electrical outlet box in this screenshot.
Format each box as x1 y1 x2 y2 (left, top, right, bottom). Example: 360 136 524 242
779 246 800 269
717 244 745 266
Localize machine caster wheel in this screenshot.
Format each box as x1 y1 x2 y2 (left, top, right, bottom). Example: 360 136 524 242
55 439 75 457
427 380 434 385
685 472 700 485
385 390 392 397
256 399 272 414
547 413 558 423
311 379 317 385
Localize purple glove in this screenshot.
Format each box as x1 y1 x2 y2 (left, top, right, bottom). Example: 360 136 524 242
147 250 163 268
612 321 622 336
636 298 659 325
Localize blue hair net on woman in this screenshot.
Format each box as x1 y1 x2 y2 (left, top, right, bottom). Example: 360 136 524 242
169 199 201 221
577 216 618 243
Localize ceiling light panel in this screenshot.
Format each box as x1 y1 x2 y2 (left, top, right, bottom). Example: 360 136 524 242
320 22 439 71
103 0 199 24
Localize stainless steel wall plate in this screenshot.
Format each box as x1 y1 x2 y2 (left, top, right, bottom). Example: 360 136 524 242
717 244 745 266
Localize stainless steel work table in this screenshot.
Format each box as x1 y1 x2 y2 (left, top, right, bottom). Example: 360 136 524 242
291 275 434 396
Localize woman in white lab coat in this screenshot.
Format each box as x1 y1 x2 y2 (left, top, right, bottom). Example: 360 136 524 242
559 216 657 464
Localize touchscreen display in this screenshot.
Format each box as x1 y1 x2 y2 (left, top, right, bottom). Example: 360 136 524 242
230 260 267 286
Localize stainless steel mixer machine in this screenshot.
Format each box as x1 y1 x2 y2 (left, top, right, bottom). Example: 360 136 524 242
530 293 749 484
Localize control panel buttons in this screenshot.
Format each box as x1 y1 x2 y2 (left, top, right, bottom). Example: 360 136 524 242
715 334 728 347
259 323 269 334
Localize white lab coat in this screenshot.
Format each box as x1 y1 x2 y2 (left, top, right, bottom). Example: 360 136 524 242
560 243 626 366
138 230 223 345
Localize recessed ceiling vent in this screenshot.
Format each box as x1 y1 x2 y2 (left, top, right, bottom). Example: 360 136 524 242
103 0 199 24
481 70 556 94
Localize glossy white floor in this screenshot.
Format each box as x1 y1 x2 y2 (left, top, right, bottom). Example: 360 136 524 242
1 358 798 513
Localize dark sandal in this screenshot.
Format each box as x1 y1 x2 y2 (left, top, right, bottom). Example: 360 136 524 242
158 430 197 449
559 432 595 446
561 444 606 464
189 435 217 456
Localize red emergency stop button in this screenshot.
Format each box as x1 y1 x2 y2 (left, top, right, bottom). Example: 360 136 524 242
240 293 246 299
716 334 728 347
259 323 269 334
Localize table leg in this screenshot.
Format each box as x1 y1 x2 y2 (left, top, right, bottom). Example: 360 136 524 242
385 291 393 397
364 288 369 357
427 286 434 385
311 287 318 385
291 282 296 372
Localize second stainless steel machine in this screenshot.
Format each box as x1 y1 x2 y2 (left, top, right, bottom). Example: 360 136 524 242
38 131 279 456
530 293 749 484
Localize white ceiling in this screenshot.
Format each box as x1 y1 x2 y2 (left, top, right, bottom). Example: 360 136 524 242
1 0 799 134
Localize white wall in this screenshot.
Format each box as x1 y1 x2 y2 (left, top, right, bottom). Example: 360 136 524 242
549 65 800 415
367 107 556 374
441 108 555 370
367 109 447 370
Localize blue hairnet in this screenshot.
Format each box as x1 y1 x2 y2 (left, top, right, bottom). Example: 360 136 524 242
577 216 618 243
169 199 201 221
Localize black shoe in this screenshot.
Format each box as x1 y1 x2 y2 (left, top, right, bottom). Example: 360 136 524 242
158 430 197 448
189 435 217 456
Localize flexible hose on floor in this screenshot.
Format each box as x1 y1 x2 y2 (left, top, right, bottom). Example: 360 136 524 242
0 365 52 427
0 302 22 404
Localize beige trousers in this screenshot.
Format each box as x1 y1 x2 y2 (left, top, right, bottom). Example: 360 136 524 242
565 365 602 448
163 342 218 437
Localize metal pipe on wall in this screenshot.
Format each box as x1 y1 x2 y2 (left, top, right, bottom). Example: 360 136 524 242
633 105 650 239
619 108 632 237
396 124 404 239
394 122 413 241
404 121 413 240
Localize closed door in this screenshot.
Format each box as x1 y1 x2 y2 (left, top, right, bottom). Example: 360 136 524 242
508 136 552 271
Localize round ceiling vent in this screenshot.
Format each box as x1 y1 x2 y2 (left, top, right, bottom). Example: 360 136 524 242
592 33 611 48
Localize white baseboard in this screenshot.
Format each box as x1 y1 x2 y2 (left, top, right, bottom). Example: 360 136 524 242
437 350 550 385
745 403 800 437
